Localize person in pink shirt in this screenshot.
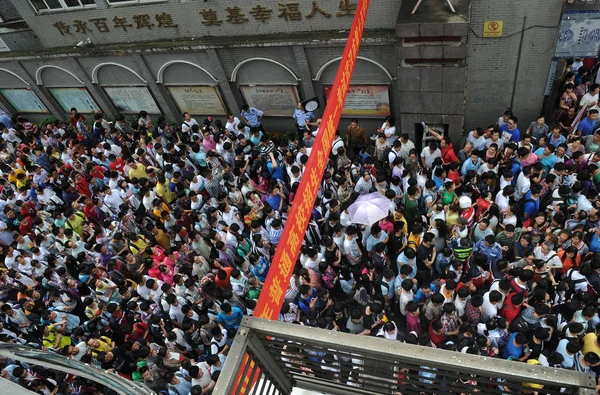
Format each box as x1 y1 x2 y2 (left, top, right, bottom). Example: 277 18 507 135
202 129 216 152
519 147 538 167
150 246 166 267
379 215 394 235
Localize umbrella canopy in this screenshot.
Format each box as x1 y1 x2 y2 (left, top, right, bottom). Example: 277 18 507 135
355 192 390 207
348 199 389 226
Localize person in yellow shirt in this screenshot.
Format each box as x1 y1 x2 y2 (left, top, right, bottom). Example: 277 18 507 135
15 173 28 190
128 233 148 256
128 160 147 180
66 211 86 236
583 327 600 356
152 198 171 220
156 175 175 204
86 336 113 357
407 223 423 251
7 167 26 186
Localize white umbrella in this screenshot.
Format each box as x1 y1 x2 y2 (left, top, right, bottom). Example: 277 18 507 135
348 200 389 226
355 192 390 207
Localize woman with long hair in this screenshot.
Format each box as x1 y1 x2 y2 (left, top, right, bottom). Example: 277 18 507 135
249 167 268 195
557 246 580 276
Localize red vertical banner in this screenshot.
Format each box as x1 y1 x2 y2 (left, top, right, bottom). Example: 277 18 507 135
232 0 371 393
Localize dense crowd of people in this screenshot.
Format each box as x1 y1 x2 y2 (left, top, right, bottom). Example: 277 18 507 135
1 59 600 393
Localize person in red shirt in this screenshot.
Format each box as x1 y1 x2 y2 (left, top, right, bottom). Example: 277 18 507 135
428 129 459 166
17 199 37 218
87 163 106 180
500 292 524 325
18 215 34 237
123 321 149 343
428 319 445 347
109 155 125 174
215 267 233 290
69 108 85 130
83 198 101 225
447 162 461 186
74 173 91 198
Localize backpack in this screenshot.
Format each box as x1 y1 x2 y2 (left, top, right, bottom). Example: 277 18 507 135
509 315 532 333
383 147 395 166
419 191 436 216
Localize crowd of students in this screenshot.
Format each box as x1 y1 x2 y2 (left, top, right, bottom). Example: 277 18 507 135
0 78 599 393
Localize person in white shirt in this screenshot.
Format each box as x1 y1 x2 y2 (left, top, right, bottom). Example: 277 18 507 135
572 58 584 74
497 110 512 129
514 168 532 201
580 84 600 108
378 116 397 145
420 142 441 169
495 185 514 212
167 294 186 324
190 361 213 390
181 112 199 135
398 133 415 161
533 242 562 270
1 126 21 144
481 290 502 321
103 187 125 214
575 188 594 213
225 113 241 133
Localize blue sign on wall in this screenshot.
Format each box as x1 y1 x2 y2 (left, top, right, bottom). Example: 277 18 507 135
556 10 600 58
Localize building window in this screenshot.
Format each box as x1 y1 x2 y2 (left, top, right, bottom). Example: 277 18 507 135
106 0 163 4
0 37 9 52
29 0 95 12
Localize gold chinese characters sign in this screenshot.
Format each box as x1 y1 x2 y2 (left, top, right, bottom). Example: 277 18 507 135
52 1 359 36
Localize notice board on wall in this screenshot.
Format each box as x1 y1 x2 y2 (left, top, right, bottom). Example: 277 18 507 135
104 86 161 114
240 85 299 117
168 86 227 115
49 87 100 113
324 85 390 117
0 88 49 113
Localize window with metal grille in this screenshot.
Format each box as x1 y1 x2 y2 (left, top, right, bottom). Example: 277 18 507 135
28 0 95 12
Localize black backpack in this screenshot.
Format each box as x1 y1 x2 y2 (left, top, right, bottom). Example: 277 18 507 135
383 147 396 169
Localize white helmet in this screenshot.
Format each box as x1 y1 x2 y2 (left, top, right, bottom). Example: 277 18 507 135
458 196 472 210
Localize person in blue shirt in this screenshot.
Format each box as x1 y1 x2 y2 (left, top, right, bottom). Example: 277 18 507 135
298 284 317 313
433 167 446 191
241 104 264 133
415 282 437 305
502 332 528 360
461 151 482 176
0 112 13 129
217 302 244 330
292 102 314 137
537 145 557 176
473 235 503 266
576 109 598 137
366 224 388 254
523 184 542 220
590 227 600 253
266 186 285 211
548 126 566 149
500 115 521 143
397 248 418 279
266 156 284 181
